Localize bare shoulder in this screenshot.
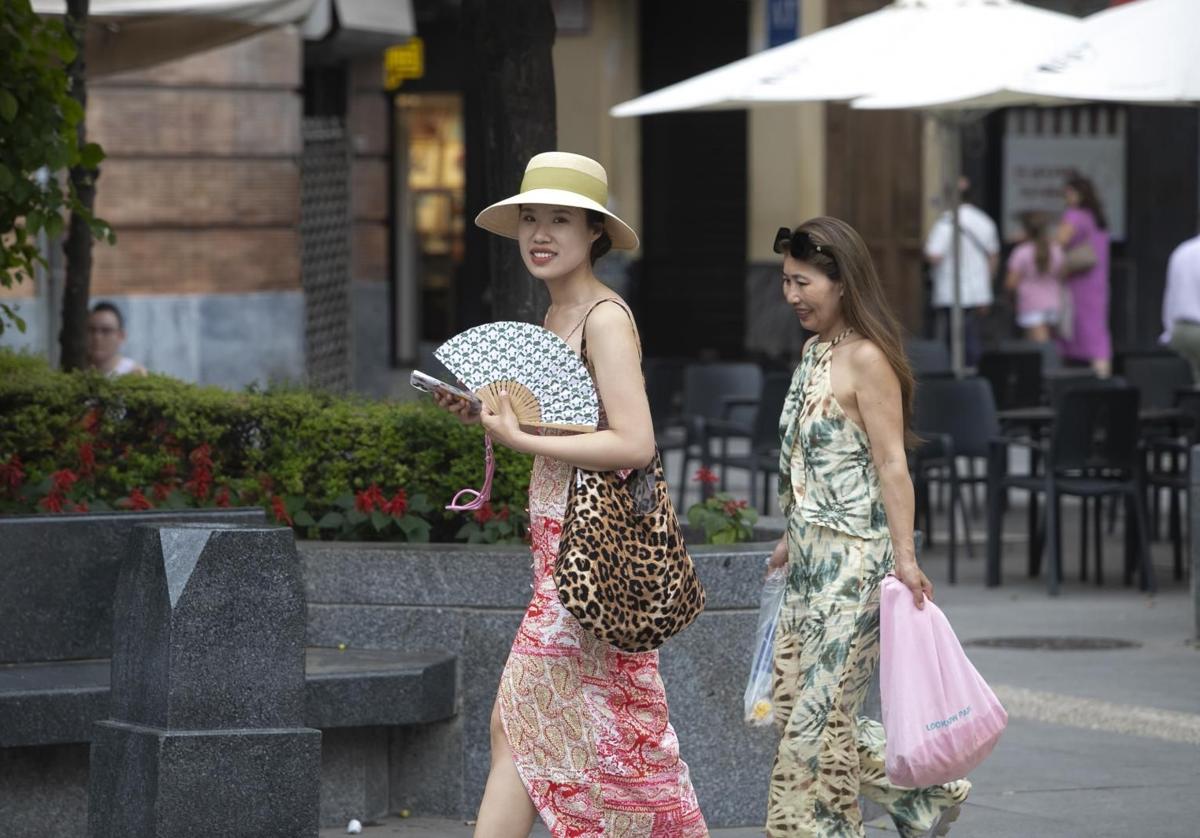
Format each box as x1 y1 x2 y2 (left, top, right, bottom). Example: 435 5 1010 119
582 297 637 342
847 338 897 385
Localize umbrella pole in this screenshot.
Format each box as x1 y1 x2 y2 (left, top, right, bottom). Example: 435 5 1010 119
945 116 965 377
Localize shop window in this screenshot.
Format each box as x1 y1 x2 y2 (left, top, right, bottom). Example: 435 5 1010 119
395 93 464 353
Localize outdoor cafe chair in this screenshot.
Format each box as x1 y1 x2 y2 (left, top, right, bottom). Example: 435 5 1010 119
911 376 999 583
978 349 1043 414
986 385 1156 596
1116 351 1193 411
657 362 763 507
709 371 791 514
1143 388 1200 581
905 338 953 378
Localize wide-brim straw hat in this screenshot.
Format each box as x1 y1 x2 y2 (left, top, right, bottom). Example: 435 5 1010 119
474 152 639 250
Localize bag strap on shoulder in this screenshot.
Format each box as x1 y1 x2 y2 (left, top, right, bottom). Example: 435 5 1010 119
577 298 642 366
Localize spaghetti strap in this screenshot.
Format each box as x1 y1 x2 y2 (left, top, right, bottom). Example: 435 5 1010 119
574 298 642 362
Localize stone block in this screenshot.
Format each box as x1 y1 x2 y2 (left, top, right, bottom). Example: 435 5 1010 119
299 541 796 826
353 221 390 283
353 158 389 221
301 542 534 608
389 716 466 818
88 720 321 838
89 88 302 156
0 660 109 747
110 524 306 729
89 522 321 837
304 648 456 729
0 743 90 838
659 611 777 827
319 727 390 828
0 509 265 664
96 159 300 227
196 291 307 387
93 229 301 296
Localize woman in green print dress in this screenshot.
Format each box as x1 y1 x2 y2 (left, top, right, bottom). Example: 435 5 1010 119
764 217 971 837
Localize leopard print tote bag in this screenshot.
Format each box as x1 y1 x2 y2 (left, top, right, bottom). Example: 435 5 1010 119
556 451 706 653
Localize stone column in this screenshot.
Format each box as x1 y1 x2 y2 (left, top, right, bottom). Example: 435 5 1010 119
88 523 320 838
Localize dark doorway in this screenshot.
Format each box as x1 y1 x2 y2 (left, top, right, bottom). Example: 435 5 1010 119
637 1 749 358
824 0 925 335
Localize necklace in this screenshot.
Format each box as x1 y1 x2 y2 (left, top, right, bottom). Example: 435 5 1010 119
801 327 854 408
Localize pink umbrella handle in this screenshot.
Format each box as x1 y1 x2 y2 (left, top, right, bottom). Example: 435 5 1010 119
446 434 494 511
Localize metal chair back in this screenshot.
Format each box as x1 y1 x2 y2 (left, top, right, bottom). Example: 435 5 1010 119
978 350 1042 410
1051 386 1141 476
914 376 1000 459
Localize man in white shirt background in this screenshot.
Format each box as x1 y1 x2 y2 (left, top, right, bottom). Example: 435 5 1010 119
1161 224 1200 385
923 177 1000 367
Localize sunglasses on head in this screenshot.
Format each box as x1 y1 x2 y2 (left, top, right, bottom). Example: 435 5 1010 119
773 227 829 259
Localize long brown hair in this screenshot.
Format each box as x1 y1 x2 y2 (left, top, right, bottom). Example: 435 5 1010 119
1066 172 1108 231
1020 211 1052 274
792 216 918 447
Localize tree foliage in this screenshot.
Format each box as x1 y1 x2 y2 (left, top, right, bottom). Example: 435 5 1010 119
0 0 112 336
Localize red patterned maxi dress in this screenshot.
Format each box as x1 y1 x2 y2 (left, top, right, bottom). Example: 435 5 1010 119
495 439 708 837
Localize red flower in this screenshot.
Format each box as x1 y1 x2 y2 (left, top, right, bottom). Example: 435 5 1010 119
77 442 96 476
214 486 232 508
152 482 173 502
473 502 495 524
80 408 101 435
270 495 293 526
188 444 213 470
72 500 89 513
51 469 79 493
184 472 211 500
39 492 65 513
382 489 408 518
497 504 511 521
693 467 719 485
161 462 179 479
355 483 384 514
0 455 24 492
121 488 153 511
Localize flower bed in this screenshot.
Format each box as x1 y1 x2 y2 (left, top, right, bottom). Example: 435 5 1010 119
0 350 531 542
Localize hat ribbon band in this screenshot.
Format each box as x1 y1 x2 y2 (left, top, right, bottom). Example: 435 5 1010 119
519 167 608 206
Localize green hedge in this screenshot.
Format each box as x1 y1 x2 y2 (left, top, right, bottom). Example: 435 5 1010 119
0 350 531 542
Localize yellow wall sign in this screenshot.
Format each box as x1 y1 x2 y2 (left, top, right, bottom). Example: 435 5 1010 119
385 38 425 90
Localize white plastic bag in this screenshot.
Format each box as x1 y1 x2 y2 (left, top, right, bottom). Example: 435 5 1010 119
743 566 788 726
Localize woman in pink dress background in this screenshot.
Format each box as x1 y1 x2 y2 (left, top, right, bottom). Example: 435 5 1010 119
436 152 707 838
1005 212 1065 344
1056 173 1112 376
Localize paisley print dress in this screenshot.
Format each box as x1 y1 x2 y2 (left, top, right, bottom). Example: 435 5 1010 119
494 301 707 837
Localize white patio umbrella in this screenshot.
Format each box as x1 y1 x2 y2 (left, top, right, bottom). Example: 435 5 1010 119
858 0 1200 110
611 0 1082 374
1022 0 1200 104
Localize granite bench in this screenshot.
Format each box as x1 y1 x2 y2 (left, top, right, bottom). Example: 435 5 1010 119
0 648 455 748
0 510 460 836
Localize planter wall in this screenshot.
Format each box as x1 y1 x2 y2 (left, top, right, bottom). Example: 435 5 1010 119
299 540 781 827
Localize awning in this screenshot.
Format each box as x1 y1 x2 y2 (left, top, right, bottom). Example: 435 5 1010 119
32 0 415 76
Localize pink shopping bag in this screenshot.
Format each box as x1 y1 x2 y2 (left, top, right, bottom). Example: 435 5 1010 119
879 575 1008 787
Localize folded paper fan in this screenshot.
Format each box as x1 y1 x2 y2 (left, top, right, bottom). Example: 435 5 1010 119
434 321 599 432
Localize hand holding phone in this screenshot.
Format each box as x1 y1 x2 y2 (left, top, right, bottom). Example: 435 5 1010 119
410 370 481 415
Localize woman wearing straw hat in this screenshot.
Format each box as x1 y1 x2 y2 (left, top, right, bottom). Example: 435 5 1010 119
435 152 707 837
766 218 970 837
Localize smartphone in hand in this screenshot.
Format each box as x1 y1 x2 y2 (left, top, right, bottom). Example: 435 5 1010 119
410 370 482 414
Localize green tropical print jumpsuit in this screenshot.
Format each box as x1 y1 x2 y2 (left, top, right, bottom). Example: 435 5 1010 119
769 333 969 837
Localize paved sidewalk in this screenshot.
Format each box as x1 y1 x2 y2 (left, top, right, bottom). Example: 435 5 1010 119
323 493 1200 837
